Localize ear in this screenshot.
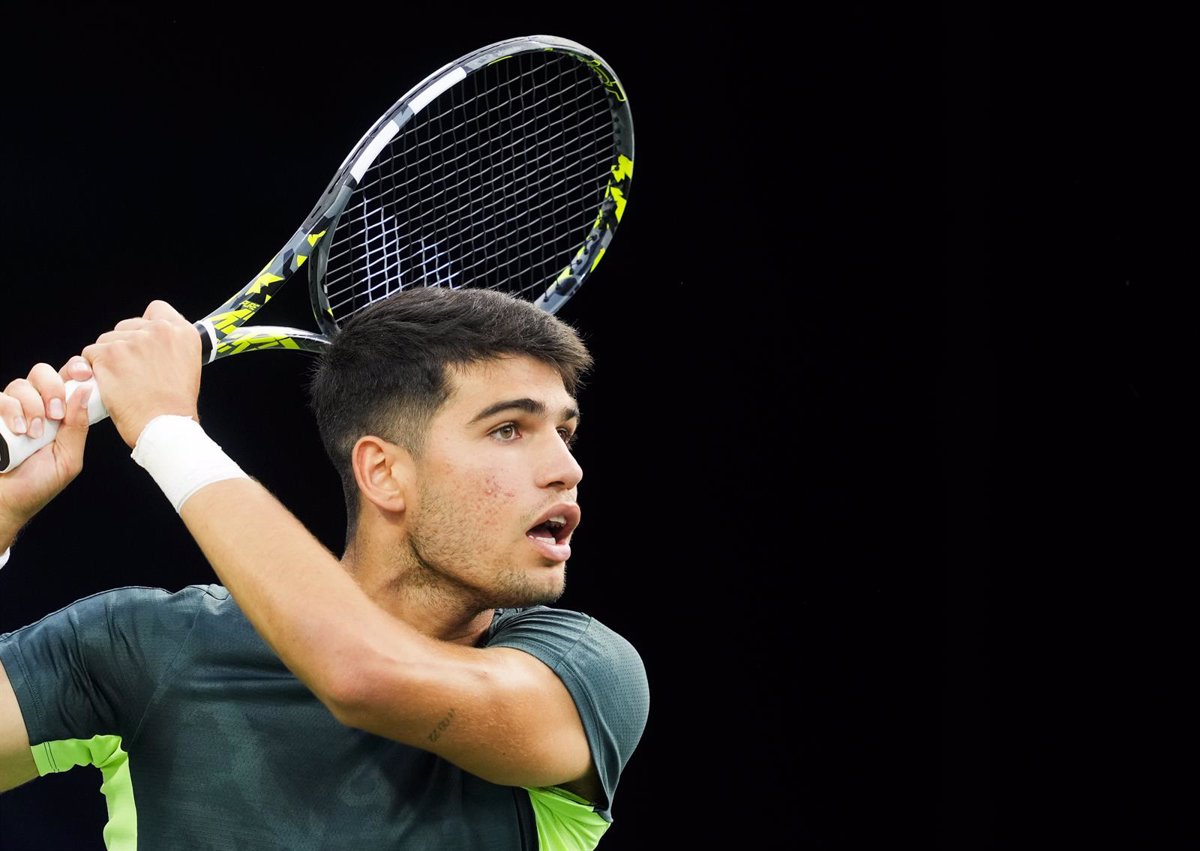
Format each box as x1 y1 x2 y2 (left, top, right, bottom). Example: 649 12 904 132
350 435 412 517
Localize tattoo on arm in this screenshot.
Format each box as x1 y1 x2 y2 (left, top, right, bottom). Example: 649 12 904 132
428 708 456 743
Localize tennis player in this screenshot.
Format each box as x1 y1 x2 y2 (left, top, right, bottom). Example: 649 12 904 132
0 289 648 849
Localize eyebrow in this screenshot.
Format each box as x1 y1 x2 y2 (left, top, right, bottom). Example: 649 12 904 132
469 397 581 425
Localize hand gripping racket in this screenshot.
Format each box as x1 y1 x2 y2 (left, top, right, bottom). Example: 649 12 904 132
1 34 632 473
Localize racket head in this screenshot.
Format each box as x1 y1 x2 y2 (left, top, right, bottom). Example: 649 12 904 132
309 35 633 333
200 35 632 363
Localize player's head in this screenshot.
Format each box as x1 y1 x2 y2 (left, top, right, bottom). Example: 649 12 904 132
308 287 593 537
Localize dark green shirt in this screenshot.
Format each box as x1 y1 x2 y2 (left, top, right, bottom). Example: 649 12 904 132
0 585 648 850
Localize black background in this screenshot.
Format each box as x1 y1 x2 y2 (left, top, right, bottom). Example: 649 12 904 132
0 3 1172 849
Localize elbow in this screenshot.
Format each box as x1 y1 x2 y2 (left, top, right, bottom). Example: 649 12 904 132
312 659 380 730
313 650 423 736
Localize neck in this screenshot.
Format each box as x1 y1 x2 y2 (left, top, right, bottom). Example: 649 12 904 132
340 536 496 646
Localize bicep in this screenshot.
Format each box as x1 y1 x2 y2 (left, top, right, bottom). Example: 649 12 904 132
0 659 37 791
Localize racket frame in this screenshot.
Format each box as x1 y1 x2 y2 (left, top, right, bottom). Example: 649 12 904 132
196 34 633 363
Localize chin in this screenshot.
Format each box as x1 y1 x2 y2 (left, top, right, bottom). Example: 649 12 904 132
494 568 566 608
528 574 567 606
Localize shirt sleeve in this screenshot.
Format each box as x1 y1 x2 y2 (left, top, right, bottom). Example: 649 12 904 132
486 607 649 820
0 585 205 747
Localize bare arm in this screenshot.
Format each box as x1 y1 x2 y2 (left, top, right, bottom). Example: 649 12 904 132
0 660 36 792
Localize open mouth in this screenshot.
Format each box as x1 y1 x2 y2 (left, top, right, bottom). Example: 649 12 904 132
529 516 568 543
527 506 579 544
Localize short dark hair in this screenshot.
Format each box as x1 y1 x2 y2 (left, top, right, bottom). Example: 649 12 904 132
307 287 593 537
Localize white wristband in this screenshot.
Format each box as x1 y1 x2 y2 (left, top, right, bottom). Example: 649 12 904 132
0 547 9 570
131 415 250 512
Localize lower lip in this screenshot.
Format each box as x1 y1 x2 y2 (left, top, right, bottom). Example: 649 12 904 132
528 535 571 563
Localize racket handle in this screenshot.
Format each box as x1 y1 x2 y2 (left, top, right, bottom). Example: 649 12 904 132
0 380 110 474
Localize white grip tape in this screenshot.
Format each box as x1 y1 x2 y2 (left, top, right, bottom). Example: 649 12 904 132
131 415 249 512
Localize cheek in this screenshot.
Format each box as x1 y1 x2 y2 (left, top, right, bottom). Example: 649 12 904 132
457 476 515 536
481 475 517 500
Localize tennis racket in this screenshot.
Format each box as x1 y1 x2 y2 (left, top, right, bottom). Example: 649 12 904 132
1 34 633 474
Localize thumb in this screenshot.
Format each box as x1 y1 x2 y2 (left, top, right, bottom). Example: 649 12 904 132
52 382 94 473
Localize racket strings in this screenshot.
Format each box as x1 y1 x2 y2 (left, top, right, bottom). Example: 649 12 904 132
323 50 618 323
344 65 609 300
368 64 609 270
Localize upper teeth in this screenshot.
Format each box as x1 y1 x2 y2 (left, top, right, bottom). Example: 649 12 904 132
546 516 565 529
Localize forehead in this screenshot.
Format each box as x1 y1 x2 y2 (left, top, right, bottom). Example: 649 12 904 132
445 355 574 409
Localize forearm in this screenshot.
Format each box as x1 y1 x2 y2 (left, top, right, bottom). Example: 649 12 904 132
140 424 589 787
130 416 450 735
0 502 19 553
0 509 30 564
1 477 44 555
128 414 392 694
0 508 30 557
177 479 413 715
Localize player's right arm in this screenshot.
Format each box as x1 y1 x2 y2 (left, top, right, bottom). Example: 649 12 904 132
0 358 95 552
0 357 94 791
0 659 35 791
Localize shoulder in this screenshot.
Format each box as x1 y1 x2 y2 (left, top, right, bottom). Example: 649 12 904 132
493 607 649 812
488 606 647 713
489 605 640 649
80 583 230 615
5 583 234 637
488 606 639 658
0 584 239 688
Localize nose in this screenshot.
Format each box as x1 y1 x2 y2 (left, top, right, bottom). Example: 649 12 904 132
539 434 583 491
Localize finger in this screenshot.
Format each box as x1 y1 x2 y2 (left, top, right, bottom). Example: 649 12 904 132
0 390 29 436
3 376 41 405
113 316 150 332
88 329 136 349
28 360 67 403
59 356 94 383
89 330 118 347
1 378 47 439
144 299 189 324
25 362 72 423
63 381 94 421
